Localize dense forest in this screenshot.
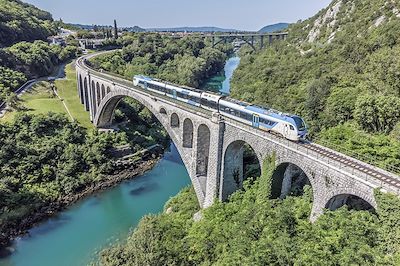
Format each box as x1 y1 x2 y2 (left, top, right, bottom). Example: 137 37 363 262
0 0 79 108
99 156 400 265
0 0 56 47
231 0 400 173
88 34 233 88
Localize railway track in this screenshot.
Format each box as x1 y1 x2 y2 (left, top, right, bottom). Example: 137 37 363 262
304 142 400 189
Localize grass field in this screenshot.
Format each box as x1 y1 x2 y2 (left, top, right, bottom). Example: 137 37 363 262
1 62 93 129
55 63 93 129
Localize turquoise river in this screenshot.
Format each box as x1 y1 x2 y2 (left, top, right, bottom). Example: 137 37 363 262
0 55 241 266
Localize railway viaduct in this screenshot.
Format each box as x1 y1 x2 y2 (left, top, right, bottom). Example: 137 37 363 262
76 53 400 221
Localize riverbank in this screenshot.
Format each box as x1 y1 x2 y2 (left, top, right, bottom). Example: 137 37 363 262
0 149 163 255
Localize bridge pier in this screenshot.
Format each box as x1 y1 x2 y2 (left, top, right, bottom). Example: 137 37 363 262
260 35 264 49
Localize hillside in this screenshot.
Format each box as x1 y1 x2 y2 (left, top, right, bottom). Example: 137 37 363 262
258 22 289 33
231 0 400 172
0 1 78 107
0 0 56 47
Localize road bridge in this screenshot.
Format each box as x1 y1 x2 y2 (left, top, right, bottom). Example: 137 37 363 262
168 32 289 51
76 52 400 221
208 32 288 50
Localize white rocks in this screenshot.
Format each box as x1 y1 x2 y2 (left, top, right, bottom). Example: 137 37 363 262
193 211 203 222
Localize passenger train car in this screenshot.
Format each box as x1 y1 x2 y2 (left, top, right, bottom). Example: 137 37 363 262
133 75 307 141
133 75 203 107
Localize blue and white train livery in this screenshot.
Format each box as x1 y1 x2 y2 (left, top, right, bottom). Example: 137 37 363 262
219 98 307 141
133 75 307 141
133 75 202 107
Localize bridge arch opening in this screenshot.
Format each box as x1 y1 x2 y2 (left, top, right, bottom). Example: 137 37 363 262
99 96 169 152
325 194 375 212
196 124 211 178
171 113 180 128
221 140 261 200
160 107 167 115
96 82 101 107
182 118 194 148
83 77 89 111
106 86 111 94
91 81 97 114
271 163 312 199
101 84 106 99
78 75 84 104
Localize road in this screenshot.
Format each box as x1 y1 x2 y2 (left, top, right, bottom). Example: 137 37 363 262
0 63 68 118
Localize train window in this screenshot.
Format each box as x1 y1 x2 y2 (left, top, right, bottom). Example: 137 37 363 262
260 118 273 125
240 112 251 121
189 95 200 103
201 98 217 109
289 125 295 130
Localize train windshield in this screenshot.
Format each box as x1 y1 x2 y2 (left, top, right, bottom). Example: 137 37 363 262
292 116 306 131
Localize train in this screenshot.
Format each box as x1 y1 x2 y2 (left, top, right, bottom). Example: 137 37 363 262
133 75 308 141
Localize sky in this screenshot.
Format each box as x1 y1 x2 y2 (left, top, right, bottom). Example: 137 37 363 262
24 0 332 31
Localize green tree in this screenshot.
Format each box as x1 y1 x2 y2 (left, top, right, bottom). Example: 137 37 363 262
355 94 400 133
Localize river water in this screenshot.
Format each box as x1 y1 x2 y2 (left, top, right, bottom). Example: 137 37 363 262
202 56 240 95
0 56 241 266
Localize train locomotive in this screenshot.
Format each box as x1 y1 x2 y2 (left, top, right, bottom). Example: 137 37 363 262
133 75 307 141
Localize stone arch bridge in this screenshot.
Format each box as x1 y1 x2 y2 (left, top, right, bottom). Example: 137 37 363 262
76 53 400 221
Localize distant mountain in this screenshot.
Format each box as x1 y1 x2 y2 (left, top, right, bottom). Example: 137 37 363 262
67 23 96 30
146 27 240 33
258 23 289 33
123 26 146 32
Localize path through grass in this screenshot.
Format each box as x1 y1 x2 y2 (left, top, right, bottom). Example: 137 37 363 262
1 62 93 130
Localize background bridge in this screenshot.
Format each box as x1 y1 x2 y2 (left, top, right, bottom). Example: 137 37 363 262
170 32 289 51
76 52 400 221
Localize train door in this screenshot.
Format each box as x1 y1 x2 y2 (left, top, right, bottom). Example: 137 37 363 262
252 114 260 128
284 124 289 137
172 90 177 99
144 81 148 89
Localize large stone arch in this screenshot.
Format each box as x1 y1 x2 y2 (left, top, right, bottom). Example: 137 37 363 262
83 77 89 111
310 184 377 222
220 140 261 200
93 89 207 205
182 118 194 148
196 124 211 177
325 194 375 212
171 113 180 128
78 75 84 104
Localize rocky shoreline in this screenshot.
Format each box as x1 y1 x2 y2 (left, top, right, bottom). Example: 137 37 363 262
0 154 162 255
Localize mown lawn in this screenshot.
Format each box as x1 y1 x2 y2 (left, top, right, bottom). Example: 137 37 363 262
1 83 66 123
1 62 93 130
55 62 93 129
